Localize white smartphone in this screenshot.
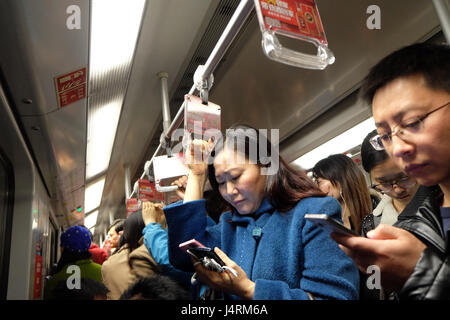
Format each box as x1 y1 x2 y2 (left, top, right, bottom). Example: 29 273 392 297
304 214 358 237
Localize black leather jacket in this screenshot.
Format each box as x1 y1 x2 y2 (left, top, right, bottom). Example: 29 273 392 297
394 186 450 299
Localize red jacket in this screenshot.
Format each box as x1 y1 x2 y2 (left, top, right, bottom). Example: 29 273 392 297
89 243 109 265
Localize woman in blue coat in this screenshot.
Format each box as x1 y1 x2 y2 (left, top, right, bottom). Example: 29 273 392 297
165 125 359 300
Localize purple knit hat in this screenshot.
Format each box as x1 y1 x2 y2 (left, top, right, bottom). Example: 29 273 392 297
60 226 91 253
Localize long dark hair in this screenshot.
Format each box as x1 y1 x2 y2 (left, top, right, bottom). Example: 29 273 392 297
122 210 146 254
207 125 325 213
312 154 372 232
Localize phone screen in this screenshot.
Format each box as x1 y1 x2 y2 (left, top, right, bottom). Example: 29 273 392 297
187 247 225 266
305 214 358 236
178 239 206 252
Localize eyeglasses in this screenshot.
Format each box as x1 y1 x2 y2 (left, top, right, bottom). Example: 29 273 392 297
370 101 450 151
371 175 417 193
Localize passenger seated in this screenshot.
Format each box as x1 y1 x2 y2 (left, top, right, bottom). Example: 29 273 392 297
120 275 189 300
331 42 450 299
312 153 372 234
101 210 160 299
360 130 419 235
164 125 359 300
44 226 103 300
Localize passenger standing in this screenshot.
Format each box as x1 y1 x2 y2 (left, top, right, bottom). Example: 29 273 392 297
141 201 193 292
312 154 372 234
360 129 419 236
164 126 359 300
101 211 160 299
102 219 124 256
81 225 109 265
331 43 450 299
44 226 103 300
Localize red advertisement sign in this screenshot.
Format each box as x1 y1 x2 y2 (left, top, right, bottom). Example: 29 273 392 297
139 179 165 202
54 67 87 108
258 0 327 44
126 198 141 216
33 254 43 300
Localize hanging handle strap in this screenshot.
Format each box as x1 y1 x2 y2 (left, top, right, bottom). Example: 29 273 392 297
261 30 335 70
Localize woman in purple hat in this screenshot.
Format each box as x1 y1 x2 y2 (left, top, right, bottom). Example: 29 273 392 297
44 225 105 300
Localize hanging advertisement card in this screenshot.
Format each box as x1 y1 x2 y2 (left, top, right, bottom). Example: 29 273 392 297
184 94 221 137
126 198 141 216
256 0 327 44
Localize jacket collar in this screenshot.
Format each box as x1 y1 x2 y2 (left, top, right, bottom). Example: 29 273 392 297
396 185 446 253
231 197 274 225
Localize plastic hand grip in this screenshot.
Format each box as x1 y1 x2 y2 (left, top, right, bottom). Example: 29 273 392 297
261 30 335 70
155 183 178 193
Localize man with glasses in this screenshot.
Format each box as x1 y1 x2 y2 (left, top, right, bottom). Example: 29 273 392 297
332 43 450 299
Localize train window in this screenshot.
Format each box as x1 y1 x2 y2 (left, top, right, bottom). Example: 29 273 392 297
292 117 376 170
0 147 14 299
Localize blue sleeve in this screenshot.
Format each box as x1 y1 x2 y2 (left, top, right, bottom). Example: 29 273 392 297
142 223 192 287
254 197 359 300
164 199 222 272
142 223 170 266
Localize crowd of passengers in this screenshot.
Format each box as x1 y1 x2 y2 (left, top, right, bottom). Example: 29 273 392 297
44 42 450 300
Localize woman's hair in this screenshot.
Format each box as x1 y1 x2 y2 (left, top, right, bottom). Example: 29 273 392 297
360 129 389 174
122 210 146 255
108 219 125 233
312 154 372 232
207 125 325 213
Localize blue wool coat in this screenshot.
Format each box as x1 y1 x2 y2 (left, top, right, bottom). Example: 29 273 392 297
165 196 359 300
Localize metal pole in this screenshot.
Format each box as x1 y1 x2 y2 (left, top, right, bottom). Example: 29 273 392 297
200 0 255 81
128 0 254 199
157 72 172 133
124 165 131 199
433 0 450 43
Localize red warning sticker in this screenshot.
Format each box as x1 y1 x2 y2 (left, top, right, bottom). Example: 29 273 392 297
54 67 87 108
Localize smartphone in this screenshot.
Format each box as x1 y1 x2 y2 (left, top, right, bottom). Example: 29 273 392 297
187 247 225 266
304 214 358 237
178 239 206 252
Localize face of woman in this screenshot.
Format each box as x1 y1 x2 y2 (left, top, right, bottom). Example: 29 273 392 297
316 178 341 200
108 227 120 248
213 148 267 215
370 158 418 204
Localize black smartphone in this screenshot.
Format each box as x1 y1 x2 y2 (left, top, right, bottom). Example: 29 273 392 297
305 214 358 237
187 247 226 266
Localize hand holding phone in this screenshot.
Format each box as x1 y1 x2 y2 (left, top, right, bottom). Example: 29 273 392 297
305 214 358 237
178 239 237 276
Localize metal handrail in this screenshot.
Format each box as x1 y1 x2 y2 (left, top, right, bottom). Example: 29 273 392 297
128 0 255 199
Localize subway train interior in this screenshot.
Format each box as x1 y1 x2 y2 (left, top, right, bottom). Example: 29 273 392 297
0 0 448 300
